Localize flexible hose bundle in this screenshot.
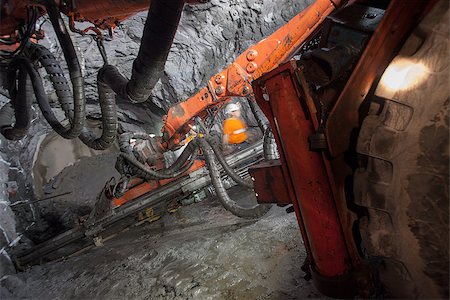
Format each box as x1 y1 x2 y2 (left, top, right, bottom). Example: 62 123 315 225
198 139 270 219
247 97 279 160
205 136 253 189
117 137 198 180
0 0 183 148
0 64 33 140
116 136 270 219
7 42 118 150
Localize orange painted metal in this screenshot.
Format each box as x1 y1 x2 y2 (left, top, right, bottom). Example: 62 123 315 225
160 0 344 149
112 159 205 207
252 61 352 278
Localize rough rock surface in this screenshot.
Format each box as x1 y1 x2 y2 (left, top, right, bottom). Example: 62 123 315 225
0 0 313 278
1 198 326 299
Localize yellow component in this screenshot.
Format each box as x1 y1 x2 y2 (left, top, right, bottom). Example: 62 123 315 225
223 118 248 144
184 134 195 144
167 201 181 213
137 207 161 223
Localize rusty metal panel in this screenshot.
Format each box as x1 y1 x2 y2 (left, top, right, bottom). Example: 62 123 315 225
248 160 292 205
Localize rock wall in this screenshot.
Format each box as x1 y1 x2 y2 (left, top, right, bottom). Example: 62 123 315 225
0 0 313 277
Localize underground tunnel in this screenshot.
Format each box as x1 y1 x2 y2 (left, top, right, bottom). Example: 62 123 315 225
0 0 448 299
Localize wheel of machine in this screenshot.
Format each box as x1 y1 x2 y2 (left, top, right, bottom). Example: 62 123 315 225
354 1 449 298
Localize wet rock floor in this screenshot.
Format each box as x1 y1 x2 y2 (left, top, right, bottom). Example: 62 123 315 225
1 191 326 299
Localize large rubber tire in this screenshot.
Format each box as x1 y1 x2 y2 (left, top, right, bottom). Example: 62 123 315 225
354 1 449 298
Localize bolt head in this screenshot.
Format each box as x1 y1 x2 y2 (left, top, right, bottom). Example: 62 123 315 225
215 86 224 95
247 50 258 61
215 75 224 84
246 62 257 73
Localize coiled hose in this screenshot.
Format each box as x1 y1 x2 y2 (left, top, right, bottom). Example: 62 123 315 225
7 42 118 150
44 3 118 149
198 138 270 219
0 64 33 140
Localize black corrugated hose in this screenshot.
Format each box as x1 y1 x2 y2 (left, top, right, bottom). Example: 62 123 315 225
116 136 270 218
99 0 185 103
198 138 270 219
205 136 253 189
44 1 118 149
37 1 87 139
0 64 33 140
0 0 183 149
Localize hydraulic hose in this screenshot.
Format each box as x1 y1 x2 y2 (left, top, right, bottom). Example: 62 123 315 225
263 129 279 160
205 136 253 189
100 0 185 103
26 43 73 117
25 43 118 150
42 1 86 139
0 0 183 146
7 57 74 137
77 75 117 150
118 146 197 180
247 96 279 160
117 134 199 180
198 138 270 219
160 141 198 175
0 64 33 140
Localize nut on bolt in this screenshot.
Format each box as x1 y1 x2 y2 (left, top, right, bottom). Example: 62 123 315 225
246 62 257 73
246 50 257 61
215 75 225 84
242 85 250 95
215 86 224 95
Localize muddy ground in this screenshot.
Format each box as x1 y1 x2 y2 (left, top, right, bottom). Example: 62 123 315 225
0 191 326 299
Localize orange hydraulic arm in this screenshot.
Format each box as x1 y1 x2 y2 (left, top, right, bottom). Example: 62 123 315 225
160 0 345 150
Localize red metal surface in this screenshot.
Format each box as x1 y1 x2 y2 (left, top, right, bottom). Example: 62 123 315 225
253 62 351 277
248 160 291 205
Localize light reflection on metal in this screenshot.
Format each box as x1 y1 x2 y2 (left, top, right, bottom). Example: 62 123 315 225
378 58 429 92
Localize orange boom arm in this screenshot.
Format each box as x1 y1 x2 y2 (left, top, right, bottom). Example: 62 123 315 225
160 0 345 149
